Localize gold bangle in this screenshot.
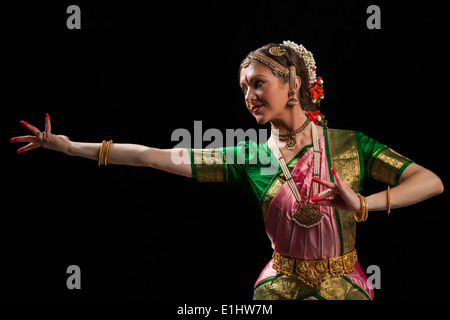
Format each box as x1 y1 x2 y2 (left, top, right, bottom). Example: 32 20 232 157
354 193 368 222
387 186 391 215
354 193 363 222
98 140 107 166
362 195 368 221
98 140 113 166
104 140 113 166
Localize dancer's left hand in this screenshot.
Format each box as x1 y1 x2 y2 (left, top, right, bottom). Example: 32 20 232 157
311 167 361 212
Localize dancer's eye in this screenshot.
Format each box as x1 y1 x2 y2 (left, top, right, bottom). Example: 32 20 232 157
255 80 265 89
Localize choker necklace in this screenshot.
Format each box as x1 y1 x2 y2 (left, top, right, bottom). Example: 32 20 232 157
271 118 311 150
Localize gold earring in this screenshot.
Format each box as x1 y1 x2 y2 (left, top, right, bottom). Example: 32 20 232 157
288 65 299 106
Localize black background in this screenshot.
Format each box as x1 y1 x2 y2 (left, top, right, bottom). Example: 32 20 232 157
3 0 448 304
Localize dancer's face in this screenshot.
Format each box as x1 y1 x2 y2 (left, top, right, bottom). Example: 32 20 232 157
239 62 290 125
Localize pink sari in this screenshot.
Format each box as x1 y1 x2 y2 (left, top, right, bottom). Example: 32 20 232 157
254 136 374 300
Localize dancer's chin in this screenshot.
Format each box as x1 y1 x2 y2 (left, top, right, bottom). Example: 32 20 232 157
254 114 269 125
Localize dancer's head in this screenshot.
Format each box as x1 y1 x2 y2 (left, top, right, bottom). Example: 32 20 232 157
239 41 323 125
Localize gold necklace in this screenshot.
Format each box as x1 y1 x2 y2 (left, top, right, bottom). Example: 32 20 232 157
271 118 311 150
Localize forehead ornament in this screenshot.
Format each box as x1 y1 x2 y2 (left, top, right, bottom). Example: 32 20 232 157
268 46 286 56
240 52 289 77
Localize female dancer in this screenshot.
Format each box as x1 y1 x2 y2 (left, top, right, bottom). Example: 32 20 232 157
11 41 443 300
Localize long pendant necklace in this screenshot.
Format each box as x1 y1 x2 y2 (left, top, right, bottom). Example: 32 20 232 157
271 118 311 150
268 122 323 228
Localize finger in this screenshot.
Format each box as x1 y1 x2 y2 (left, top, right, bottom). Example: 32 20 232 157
331 166 357 200
45 113 51 136
20 120 41 136
331 167 342 184
10 135 40 144
17 143 39 154
311 188 335 202
312 176 335 189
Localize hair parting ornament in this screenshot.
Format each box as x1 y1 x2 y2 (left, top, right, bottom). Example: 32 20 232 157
240 52 289 77
240 40 327 127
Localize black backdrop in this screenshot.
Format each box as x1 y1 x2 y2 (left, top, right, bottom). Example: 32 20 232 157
3 0 448 304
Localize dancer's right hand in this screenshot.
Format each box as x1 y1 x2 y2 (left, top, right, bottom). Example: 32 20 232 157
10 113 71 154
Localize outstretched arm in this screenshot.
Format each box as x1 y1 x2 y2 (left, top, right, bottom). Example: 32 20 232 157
68 142 192 177
11 114 192 178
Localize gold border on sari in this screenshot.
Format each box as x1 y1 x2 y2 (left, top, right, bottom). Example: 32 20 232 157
326 129 360 192
191 148 227 182
272 249 357 288
369 146 411 186
325 129 360 255
253 264 370 300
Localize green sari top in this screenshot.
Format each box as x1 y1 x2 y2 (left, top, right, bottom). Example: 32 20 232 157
188 128 414 256
189 128 413 200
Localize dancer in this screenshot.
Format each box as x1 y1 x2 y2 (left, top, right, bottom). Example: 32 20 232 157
11 41 443 300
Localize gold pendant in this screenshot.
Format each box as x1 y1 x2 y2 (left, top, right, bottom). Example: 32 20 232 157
286 136 296 150
293 202 323 228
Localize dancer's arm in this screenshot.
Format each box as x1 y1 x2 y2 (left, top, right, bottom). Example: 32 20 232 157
11 114 192 178
364 163 443 211
68 142 192 177
311 165 443 213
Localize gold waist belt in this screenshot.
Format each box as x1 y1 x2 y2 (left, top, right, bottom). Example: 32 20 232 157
272 249 357 287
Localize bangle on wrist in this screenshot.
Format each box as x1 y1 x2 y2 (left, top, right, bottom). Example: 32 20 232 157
354 193 368 222
387 186 391 215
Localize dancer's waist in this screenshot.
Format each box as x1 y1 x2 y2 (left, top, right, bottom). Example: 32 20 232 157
272 248 357 287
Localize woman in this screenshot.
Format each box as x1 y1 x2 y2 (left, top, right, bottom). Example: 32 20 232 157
11 41 443 300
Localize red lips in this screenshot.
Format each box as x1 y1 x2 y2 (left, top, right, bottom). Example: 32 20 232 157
251 104 263 113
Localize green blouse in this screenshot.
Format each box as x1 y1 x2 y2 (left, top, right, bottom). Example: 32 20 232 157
189 128 413 203
188 128 414 255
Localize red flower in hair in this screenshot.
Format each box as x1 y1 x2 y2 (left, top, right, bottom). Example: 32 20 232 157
307 110 328 128
310 77 324 101
307 110 321 124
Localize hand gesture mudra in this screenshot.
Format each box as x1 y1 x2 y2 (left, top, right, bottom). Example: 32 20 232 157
11 113 71 154
311 167 362 213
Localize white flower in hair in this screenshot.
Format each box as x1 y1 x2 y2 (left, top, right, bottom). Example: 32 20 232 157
282 40 318 87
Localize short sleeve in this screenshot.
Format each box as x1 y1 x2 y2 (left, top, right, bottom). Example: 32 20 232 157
188 141 251 183
357 132 414 186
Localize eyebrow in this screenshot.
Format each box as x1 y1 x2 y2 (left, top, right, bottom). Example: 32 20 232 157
240 74 268 86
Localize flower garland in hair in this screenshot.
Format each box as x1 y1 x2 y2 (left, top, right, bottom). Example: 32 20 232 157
283 40 327 126
310 76 324 106
283 40 318 87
